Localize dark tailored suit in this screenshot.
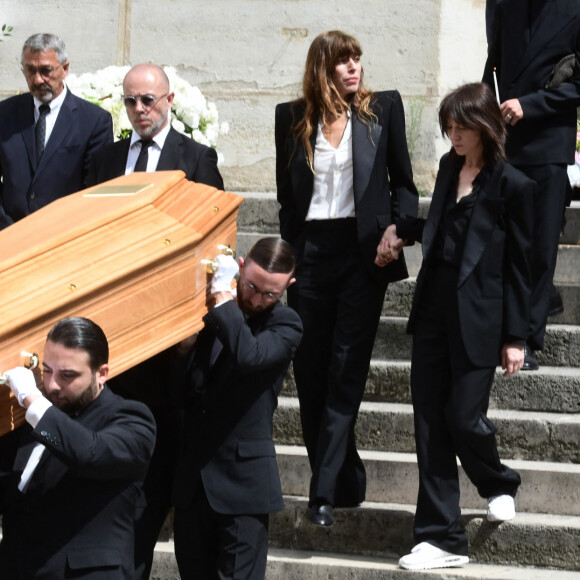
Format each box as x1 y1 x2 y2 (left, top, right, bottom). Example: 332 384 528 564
483 0 580 350
0 386 156 579
400 153 534 555
172 299 303 579
86 125 224 578
0 90 113 229
275 91 418 508
87 126 224 188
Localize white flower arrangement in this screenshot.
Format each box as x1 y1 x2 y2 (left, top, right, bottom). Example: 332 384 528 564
67 65 229 159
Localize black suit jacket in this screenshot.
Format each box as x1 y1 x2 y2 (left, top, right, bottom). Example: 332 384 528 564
275 91 418 283
0 386 156 579
172 300 303 515
403 154 535 367
86 126 224 190
483 0 580 165
0 90 113 229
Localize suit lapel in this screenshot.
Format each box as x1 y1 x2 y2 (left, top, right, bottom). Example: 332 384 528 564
458 162 505 287
34 91 75 178
507 1 575 85
352 113 381 204
112 139 132 177
157 128 182 170
18 95 36 171
289 128 316 220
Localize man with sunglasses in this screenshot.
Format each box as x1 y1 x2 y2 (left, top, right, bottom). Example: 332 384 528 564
0 33 113 229
86 63 223 189
172 238 303 580
86 62 224 578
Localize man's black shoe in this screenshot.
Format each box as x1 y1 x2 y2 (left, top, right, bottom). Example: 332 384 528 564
522 344 539 371
309 503 334 527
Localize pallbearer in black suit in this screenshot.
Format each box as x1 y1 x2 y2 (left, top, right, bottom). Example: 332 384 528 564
87 62 224 579
172 238 303 580
275 30 418 527
0 318 156 579
377 84 534 570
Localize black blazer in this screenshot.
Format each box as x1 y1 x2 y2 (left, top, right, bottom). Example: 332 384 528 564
87 126 224 190
0 386 156 579
483 0 580 165
275 91 418 283
172 300 303 515
403 154 535 367
0 90 113 229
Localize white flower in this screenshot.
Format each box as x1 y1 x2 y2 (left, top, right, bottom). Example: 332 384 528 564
67 65 227 158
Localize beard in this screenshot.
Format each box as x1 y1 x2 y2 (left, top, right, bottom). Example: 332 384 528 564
133 112 168 138
46 375 100 416
31 85 54 104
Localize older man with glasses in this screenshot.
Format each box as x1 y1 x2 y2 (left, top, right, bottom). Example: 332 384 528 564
86 61 224 579
0 33 113 229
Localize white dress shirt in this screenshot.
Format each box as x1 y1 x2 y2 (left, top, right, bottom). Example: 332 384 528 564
306 112 355 221
125 122 172 174
33 85 68 147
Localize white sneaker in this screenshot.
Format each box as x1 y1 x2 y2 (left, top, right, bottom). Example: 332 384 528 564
398 542 469 570
487 494 516 522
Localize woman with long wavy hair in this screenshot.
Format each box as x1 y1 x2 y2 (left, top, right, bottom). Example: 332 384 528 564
275 30 418 527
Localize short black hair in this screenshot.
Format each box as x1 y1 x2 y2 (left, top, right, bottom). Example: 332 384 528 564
47 317 109 371
245 237 296 276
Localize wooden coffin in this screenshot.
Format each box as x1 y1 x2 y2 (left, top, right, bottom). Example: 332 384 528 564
0 171 243 436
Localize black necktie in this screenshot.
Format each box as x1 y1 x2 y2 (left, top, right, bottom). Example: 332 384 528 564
35 104 50 164
134 139 153 172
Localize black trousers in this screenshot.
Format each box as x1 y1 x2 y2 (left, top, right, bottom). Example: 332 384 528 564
410 265 520 555
173 485 269 580
288 219 388 507
513 163 568 350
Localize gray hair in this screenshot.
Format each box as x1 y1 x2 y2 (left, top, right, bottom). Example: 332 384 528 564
22 33 68 64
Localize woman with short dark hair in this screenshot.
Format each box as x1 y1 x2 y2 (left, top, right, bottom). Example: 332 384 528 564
378 82 535 570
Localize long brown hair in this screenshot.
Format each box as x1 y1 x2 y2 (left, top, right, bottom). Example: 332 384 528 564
291 30 376 171
439 82 507 165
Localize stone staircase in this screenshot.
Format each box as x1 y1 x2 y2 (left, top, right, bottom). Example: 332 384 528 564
151 194 580 579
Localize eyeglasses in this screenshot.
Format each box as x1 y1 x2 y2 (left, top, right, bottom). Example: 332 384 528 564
122 93 168 110
21 63 64 79
240 279 280 303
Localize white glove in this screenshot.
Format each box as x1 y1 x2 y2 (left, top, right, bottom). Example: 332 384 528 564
4 367 42 407
211 254 239 294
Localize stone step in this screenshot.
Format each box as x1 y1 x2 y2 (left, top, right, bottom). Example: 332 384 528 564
268 496 580 571
281 360 580 413
275 445 580 517
372 316 580 368
274 397 580 463
151 544 580 579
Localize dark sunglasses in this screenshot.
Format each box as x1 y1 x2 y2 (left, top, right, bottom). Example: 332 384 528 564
122 93 168 109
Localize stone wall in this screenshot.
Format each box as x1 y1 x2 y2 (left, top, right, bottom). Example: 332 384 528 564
0 0 487 192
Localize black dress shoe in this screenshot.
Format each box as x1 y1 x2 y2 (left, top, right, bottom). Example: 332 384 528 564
309 503 334 527
522 344 539 371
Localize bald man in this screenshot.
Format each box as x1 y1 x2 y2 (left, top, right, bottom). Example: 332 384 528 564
86 63 223 187
87 63 224 579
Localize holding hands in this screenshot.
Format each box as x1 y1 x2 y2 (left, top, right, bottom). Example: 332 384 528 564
375 224 405 267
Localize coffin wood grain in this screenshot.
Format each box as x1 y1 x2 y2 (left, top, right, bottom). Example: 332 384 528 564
0 171 243 436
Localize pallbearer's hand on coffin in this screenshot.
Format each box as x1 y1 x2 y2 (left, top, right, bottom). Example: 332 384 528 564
210 254 239 295
4 367 42 408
